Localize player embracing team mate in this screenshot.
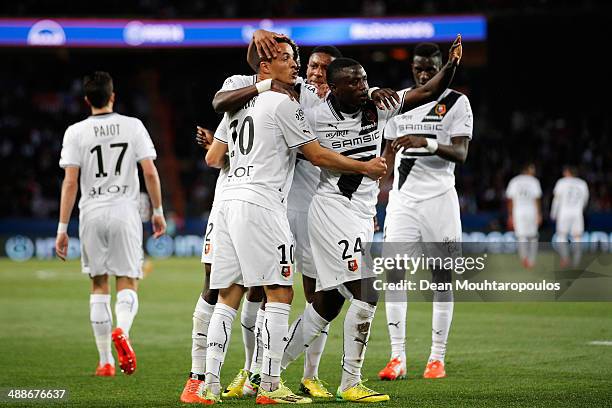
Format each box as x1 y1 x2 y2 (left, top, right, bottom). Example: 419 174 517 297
179 118 232 403
55 71 166 377
551 166 589 268
377 42 472 381
281 36 463 402
201 36 387 404
505 163 543 269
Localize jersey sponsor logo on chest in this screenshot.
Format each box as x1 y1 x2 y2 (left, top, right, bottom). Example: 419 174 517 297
398 123 443 132
88 184 129 198
330 131 380 149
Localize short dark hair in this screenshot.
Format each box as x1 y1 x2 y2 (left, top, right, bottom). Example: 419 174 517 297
326 57 361 85
563 165 578 176
83 71 113 108
260 36 300 67
311 45 343 59
414 42 442 60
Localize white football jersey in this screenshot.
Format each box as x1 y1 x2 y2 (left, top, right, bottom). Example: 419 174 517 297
552 177 589 215
59 112 156 213
384 89 473 201
505 174 542 216
217 91 316 212
217 74 324 213
305 93 404 218
211 114 229 205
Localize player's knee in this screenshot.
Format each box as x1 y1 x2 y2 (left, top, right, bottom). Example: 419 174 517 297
203 288 219 304
265 285 293 304
313 290 344 321
302 275 316 303
432 268 452 288
91 275 110 294
116 276 138 292
246 286 265 302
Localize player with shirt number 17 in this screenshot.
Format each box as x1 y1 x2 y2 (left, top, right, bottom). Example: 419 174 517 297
55 72 166 377
201 37 387 405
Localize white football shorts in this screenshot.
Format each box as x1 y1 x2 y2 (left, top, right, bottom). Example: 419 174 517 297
556 211 584 238
201 205 219 264
287 208 317 279
210 200 295 289
79 204 143 278
308 195 374 291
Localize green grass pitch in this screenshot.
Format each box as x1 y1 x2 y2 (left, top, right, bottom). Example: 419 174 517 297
1 257 611 407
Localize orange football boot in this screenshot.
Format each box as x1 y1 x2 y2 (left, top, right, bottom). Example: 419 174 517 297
423 360 446 379
95 363 115 376
180 378 210 404
378 357 406 381
112 328 137 375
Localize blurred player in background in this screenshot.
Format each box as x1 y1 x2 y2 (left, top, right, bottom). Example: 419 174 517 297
201 37 387 404
55 71 166 377
551 166 589 268
505 163 542 268
378 41 471 381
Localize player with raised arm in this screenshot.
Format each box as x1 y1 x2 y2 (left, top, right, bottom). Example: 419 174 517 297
377 42 472 382
551 166 589 268
55 71 166 377
506 163 542 268
281 36 463 403
200 37 387 405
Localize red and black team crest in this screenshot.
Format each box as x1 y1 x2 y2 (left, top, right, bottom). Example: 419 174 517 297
281 265 292 278
204 243 212 255
348 259 358 272
435 103 447 116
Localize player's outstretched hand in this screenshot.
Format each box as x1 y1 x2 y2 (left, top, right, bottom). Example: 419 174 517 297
196 126 214 150
371 88 400 110
55 233 68 261
364 157 387 180
449 34 462 66
391 135 427 152
271 80 299 101
253 29 287 60
152 214 167 238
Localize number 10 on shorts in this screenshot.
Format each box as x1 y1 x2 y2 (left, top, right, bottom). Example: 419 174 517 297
278 243 294 279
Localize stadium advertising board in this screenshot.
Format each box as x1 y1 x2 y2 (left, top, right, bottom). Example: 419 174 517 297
0 16 486 48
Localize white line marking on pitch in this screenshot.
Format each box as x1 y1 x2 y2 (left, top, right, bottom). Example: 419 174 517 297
588 341 612 346
35 270 57 279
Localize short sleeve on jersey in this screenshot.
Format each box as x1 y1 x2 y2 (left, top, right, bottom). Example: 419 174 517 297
217 74 255 93
214 114 229 144
534 180 543 198
449 95 474 139
378 89 407 123
275 98 317 149
59 126 81 168
383 116 399 140
133 120 157 161
505 180 516 199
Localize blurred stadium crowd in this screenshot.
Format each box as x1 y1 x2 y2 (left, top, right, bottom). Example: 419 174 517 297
1 1 610 233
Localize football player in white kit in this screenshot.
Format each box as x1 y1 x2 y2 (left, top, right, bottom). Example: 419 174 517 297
200 37 387 405
179 119 231 403
377 42 472 382
213 30 402 399
506 163 542 268
281 36 463 403
551 166 589 268
55 72 166 377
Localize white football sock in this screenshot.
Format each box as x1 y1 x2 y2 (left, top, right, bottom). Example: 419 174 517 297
385 296 406 361
241 300 261 371
528 238 539 266
115 289 138 338
282 303 329 371
340 299 376 391
249 307 266 373
90 294 114 366
205 303 237 395
303 303 329 379
261 302 290 392
191 296 215 375
429 290 454 363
